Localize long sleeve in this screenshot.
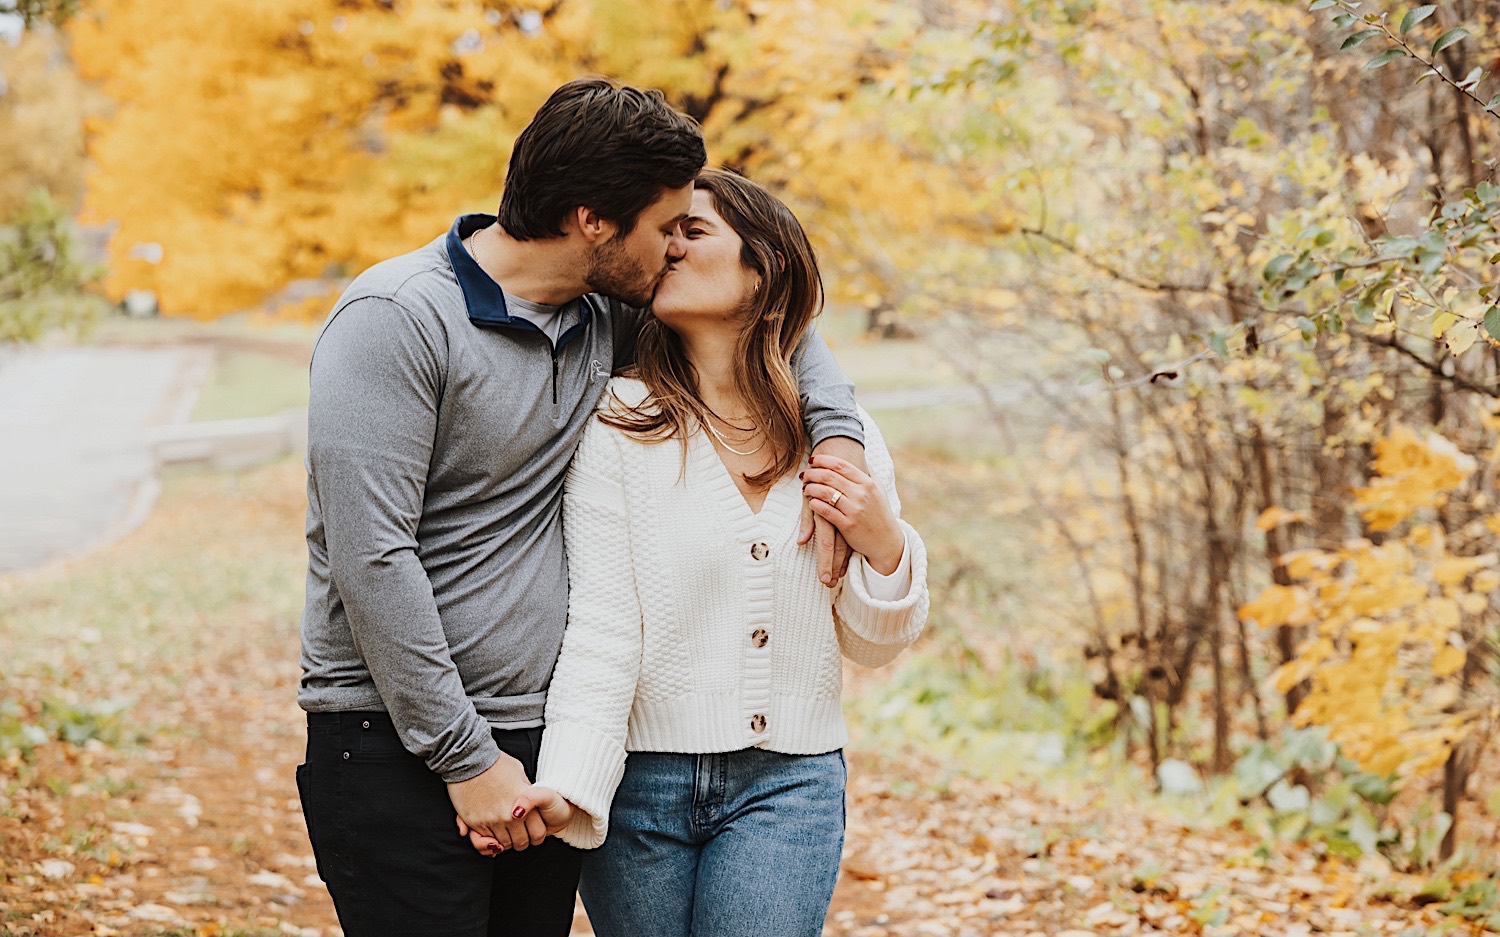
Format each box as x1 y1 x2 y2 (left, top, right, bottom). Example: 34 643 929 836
855 531 913 601
833 410 929 668
307 297 500 782
792 329 863 447
535 421 643 849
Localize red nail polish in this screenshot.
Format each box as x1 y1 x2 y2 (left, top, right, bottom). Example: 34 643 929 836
513 806 525 819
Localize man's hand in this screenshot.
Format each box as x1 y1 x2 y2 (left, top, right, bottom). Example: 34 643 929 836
799 436 867 586
459 785 575 856
447 751 546 852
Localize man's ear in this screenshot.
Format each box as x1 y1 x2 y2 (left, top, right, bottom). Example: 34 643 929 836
573 206 618 245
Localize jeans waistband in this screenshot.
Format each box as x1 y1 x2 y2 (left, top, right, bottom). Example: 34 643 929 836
305 710 544 744
307 710 395 731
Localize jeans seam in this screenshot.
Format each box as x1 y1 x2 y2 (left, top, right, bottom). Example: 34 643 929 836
332 719 365 933
713 753 727 806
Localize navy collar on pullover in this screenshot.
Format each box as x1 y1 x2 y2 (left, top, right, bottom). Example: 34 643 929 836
446 214 595 346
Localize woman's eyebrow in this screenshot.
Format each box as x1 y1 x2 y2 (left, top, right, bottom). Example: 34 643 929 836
683 215 718 229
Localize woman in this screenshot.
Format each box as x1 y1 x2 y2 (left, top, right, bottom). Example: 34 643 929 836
472 169 928 936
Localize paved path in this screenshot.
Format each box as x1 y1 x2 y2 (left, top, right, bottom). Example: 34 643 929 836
860 382 1028 412
0 345 1033 574
0 346 212 572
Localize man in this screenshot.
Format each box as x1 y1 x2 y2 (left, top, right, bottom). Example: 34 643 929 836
296 77 865 937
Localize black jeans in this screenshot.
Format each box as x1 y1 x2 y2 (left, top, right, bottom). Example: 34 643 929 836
296 711 583 937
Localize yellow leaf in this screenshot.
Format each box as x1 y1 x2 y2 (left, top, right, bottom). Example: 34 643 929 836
1459 593 1489 615
1433 311 1459 338
1434 556 1486 588
1283 549 1333 579
1427 596 1461 630
1433 644 1466 677
1447 322 1479 356
1256 506 1306 531
1239 584 1301 628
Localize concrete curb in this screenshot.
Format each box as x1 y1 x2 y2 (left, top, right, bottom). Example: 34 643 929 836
149 408 307 472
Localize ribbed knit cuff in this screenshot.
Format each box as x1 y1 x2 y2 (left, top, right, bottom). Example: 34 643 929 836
535 721 627 850
837 520 929 646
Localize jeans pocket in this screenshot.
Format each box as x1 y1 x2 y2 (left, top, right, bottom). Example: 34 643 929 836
350 723 415 761
295 763 328 885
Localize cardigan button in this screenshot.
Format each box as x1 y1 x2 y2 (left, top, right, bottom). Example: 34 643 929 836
751 629 769 648
750 542 769 561
750 714 767 733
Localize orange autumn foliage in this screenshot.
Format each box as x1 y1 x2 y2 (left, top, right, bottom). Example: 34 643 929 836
1241 428 1495 781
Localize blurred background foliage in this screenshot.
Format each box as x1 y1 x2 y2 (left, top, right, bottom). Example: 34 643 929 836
5 0 1500 880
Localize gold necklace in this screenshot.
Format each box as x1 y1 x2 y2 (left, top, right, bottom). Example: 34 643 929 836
703 414 765 457
704 404 755 434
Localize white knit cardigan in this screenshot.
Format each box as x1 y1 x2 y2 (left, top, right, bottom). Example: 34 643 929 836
535 378 929 849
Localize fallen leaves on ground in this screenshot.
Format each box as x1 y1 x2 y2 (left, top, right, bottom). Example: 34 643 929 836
824 752 1450 936
0 460 1482 937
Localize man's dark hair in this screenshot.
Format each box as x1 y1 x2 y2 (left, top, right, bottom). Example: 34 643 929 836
498 77 707 241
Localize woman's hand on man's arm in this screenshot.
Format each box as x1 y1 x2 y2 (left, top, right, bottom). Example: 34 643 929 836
800 451 905 575
798 437 870 584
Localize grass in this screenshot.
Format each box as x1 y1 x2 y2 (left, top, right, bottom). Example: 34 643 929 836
86 310 322 350
0 459 308 726
84 307 963 425
0 459 322 936
189 351 310 421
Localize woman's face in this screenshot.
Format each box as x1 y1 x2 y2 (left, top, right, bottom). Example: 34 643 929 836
650 189 759 329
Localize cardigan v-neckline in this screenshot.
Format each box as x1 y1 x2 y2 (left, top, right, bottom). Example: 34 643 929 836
687 424 802 532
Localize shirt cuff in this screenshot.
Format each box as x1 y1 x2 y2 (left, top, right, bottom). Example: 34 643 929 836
808 416 866 449
856 531 911 601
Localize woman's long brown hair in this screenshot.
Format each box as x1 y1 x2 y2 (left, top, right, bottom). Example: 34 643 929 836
600 168 823 489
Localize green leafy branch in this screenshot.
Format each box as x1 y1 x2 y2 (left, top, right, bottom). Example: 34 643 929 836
1259 182 1500 354
0 0 81 28
0 187 106 344
1311 1 1494 118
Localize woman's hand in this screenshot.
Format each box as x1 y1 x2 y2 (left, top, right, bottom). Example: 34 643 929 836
800 455 904 575
456 785 576 856
511 784 576 835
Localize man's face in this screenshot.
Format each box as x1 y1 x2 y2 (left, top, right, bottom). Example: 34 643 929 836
583 184 693 307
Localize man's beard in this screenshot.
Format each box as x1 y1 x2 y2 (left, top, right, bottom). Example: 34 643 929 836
584 238 661 308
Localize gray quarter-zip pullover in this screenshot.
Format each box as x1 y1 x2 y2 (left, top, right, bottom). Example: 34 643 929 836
297 214 863 782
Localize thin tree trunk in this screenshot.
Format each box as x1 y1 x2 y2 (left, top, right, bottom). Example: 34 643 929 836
1251 421 1305 715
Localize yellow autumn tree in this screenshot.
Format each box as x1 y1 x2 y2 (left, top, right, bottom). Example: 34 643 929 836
0 26 92 219
1240 427 1498 782
69 0 1002 319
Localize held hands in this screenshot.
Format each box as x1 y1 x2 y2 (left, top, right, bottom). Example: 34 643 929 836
457 785 576 856
800 454 904 576
446 751 549 853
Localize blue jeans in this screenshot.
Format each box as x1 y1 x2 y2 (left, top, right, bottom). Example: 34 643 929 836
579 748 846 937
